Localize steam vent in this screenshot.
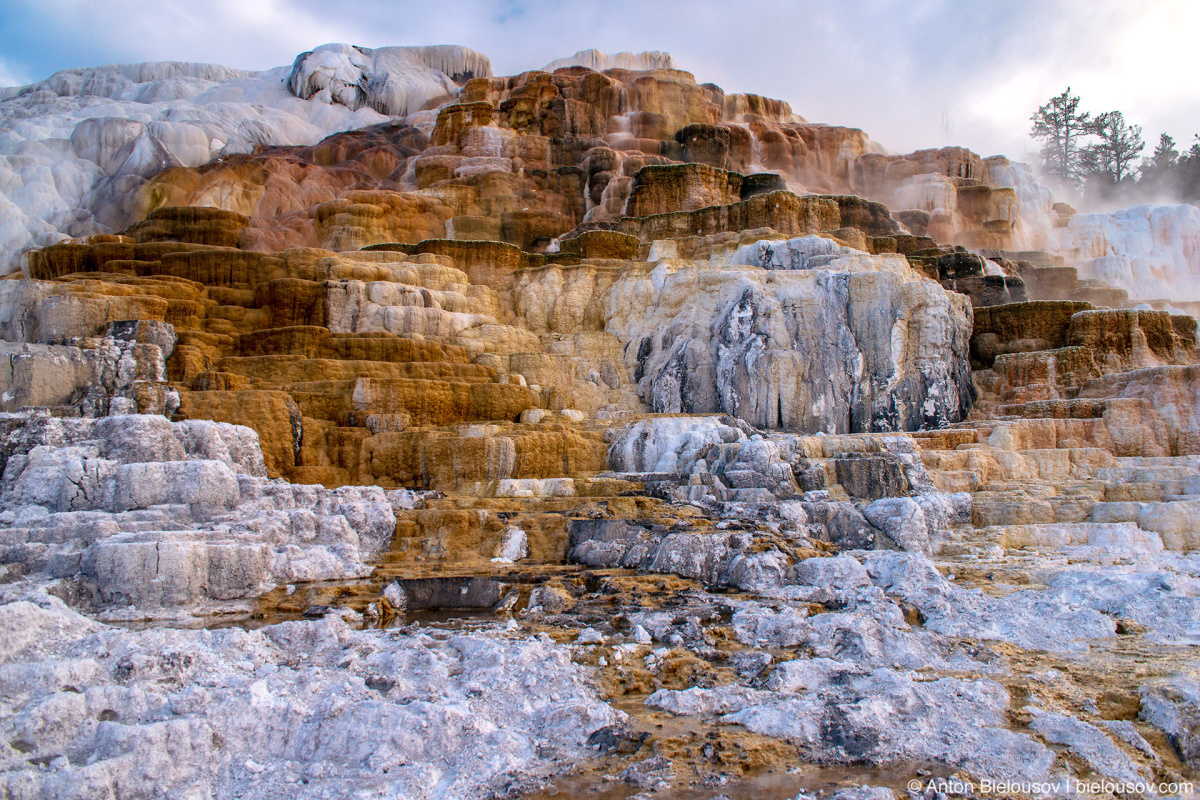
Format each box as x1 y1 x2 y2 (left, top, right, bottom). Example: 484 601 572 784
1 44 1198 800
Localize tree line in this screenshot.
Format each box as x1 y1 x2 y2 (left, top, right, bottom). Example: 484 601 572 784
1030 87 1200 205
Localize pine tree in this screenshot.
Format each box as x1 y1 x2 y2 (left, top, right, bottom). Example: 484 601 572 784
1030 87 1096 190
1082 111 1144 183
1142 133 1179 178
1176 136 1200 201
1137 133 1182 199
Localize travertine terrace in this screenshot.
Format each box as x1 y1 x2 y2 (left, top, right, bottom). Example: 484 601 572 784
0 45 1197 800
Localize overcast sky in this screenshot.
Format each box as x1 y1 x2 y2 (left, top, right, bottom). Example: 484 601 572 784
1 0 1195 161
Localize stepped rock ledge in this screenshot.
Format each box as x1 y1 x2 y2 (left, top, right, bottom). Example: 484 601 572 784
0 44 1197 800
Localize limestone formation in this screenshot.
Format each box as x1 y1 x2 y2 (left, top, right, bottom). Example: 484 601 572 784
543 49 678 73
287 44 491 115
0 596 618 798
604 236 974 433
0 41 1198 800
0 411 408 617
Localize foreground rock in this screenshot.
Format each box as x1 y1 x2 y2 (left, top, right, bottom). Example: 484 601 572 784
647 665 1054 782
0 594 618 799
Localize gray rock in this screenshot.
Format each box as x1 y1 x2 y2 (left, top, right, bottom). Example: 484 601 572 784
83 533 274 606
382 580 407 610
0 334 173 417
765 658 864 692
575 627 604 645
800 501 879 550
860 493 970 555
731 596 985 672
647 667 1054 782
0 413 404 616
528 585 572 613
1140 678 1200 768
862 497 931 553
730 650 773 681
568 520 788 593
1040 567 1200 645
174 419 266 477
788 554 871 596
645 685 770 717
603 417 964 554
111 459 241 514
731 603 810 648
617 755 673 791
829 787 895 800
612 245 975 434
493 525 529 562
1028 709 1146 783
0 596 620 800
93 413 184 463
704 434 802 499
834 452 913 500
860 551 1116 652
1098 719 1158 760
106 319 177 358
607 415 744 474
568 529 1121 660
734 235 857 273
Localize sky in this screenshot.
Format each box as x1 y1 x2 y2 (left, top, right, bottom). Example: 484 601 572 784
0 0 1196 162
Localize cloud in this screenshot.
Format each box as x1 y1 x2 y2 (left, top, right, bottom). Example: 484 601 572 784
0 56 31 88
0 0 1193 161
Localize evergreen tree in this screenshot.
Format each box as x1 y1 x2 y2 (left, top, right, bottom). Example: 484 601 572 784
1136 133 1183 199
1082 111 1144 183
1141 133 1179 179
1030 87 1096 189
1176 136 1200 202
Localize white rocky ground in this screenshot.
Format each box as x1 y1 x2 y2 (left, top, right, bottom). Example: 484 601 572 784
0 591 620 800
0 395 1196 798
566 542 1200 797
567 412 1200 798
0 403 632 799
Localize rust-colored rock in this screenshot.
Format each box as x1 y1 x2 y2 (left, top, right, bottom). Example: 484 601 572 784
970 301 1094 367
624 163 743 217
